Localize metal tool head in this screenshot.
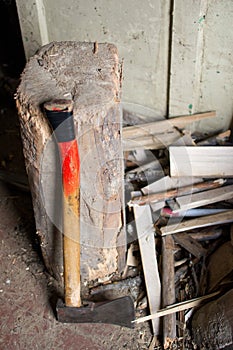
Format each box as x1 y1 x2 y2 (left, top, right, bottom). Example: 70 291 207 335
56 296 135 328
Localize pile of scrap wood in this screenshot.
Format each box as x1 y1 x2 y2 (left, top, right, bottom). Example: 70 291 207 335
122 110 233 349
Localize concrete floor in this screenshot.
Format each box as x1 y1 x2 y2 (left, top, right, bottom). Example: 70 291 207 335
0 183 150 350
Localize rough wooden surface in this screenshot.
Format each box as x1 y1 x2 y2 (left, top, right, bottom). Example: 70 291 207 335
162 235 176 348
16 41 125 286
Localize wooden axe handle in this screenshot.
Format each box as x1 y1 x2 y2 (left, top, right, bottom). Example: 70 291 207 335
44 99 81 307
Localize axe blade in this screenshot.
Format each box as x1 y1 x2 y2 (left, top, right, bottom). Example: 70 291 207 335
56 296 135 328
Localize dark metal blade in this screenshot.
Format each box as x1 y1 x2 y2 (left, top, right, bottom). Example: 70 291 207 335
56 296 135 328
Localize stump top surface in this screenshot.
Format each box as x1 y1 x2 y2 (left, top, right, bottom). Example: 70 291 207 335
17 41 120 110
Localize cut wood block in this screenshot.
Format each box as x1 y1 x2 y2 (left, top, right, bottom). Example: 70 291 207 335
174 184 233 212
160 210 233 236
134 204 161 335
170 146 233 177
16 42 125 285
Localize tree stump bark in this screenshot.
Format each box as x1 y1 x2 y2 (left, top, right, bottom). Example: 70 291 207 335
16 41 126 288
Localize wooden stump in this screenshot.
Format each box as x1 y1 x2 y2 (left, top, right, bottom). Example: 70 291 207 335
16 41 125 287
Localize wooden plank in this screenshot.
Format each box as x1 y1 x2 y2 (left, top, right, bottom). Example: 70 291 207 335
142 176 203 195
142 176 202 213
134 205 161 335
173 232 207 258
160 210 233 236
189 227 222 241
123 111 216 140
174 184 233 212
161 207 229 218
133 291 220 323
123 128 182 151
170 146 233 177
129 179 224 206
162 235 176 347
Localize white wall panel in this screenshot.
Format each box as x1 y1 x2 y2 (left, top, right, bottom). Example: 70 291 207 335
169 0 233 132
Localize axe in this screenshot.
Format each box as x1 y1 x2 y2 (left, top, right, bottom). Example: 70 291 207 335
44 99 135 327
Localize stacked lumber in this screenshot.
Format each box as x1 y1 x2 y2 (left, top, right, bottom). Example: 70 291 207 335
123 110 233 348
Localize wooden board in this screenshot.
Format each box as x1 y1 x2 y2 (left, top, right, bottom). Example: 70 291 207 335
161 210 233 236
173 232 207 258
142 176 203 196
130 179 224 206
123 128 182 151
174 184 233 212
123 112 216 151
134 291 220 323
134 204 161 335
170 146 233 177
123 111 216 140
16 42 125 285
162 235 176 347
142 176 203 212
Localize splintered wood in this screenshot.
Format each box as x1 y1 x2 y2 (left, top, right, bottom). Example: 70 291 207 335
125 109 233 347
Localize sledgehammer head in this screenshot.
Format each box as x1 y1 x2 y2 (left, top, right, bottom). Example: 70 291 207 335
56 296 135 328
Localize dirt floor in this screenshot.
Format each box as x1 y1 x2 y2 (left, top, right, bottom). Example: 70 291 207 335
0 193 150 350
